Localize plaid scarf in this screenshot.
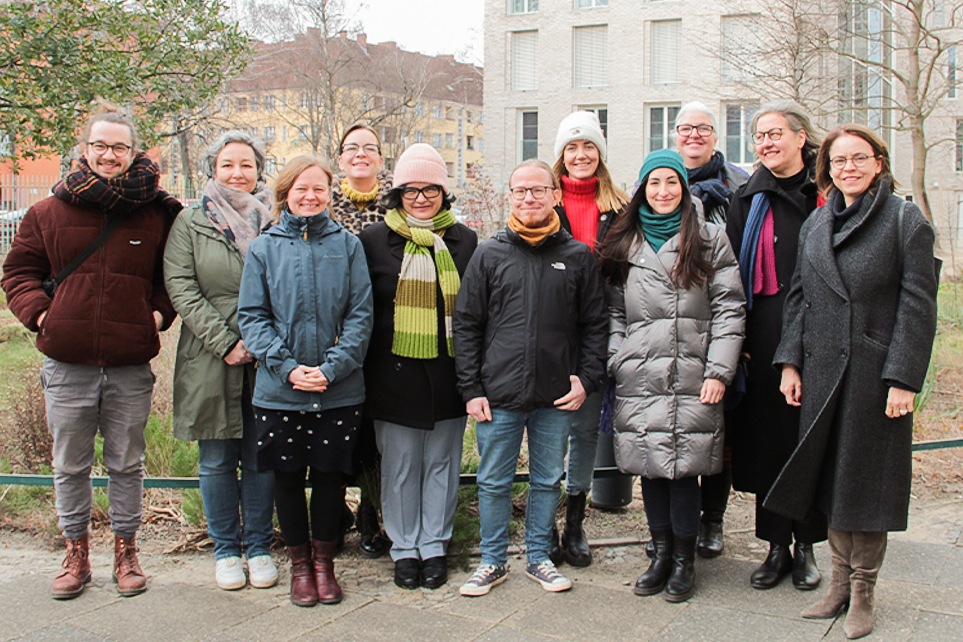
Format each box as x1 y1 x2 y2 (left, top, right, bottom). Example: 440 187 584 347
385 208 459 359
54 152 182 219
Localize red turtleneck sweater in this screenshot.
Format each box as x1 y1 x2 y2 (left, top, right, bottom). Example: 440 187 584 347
560 175 600 252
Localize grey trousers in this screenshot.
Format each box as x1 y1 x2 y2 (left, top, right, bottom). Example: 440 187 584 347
41 358 154 539
374 417 466 561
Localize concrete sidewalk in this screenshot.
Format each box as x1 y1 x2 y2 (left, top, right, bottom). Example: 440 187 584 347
1 516 961 642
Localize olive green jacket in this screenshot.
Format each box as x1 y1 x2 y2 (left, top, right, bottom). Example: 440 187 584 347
163 205 255 441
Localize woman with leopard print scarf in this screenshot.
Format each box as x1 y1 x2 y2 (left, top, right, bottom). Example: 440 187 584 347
329 124 393 558
329 124 393 235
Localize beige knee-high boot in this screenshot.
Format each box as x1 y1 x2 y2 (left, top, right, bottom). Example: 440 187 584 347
802 527 852 619
843 531 887 640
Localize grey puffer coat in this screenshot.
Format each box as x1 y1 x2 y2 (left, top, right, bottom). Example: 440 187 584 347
608 220 746 480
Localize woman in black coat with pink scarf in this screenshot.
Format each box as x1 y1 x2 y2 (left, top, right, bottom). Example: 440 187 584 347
725 102 826 593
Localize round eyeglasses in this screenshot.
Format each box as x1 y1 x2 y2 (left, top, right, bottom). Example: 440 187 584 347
830 154 878 170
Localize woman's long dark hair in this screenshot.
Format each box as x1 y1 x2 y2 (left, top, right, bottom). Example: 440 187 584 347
597 174 714 290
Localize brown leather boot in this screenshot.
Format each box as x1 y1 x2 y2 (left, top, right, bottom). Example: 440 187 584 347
803 527 852 619
312 540 343 604
52 534 91 600
113 535 147 596
844 531 887 640
288 543 318 607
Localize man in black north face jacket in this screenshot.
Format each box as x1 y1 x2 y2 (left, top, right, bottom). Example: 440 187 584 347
453 159 606 598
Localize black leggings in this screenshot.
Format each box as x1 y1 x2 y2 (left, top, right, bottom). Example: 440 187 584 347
274 467 345 546
639 476 702 540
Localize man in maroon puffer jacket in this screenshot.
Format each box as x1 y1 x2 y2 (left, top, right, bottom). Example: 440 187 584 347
2 107 180 600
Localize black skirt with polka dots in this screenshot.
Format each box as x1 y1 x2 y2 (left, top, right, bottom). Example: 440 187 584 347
254 404 362 474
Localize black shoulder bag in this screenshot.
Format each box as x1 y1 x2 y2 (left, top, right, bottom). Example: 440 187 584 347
42 214 128 298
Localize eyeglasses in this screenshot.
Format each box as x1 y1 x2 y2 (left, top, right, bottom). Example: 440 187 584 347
88 141 132 156
401 185 442 200
830 153 877 170
508 185 555 200
341 143 381 156
676 124 714 137
752 128 785 144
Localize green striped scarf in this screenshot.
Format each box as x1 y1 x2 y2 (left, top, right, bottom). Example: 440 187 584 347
385 208 460 359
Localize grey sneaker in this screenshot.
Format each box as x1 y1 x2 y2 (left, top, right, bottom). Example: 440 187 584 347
459 563 508 597
525 560 572 592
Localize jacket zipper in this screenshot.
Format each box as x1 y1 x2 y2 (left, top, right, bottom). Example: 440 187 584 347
94 212 108 363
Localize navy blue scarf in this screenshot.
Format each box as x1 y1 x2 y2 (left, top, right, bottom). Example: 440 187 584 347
737 192 770 310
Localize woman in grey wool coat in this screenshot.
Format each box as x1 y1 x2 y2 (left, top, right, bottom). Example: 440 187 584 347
770 124 938 640
598 149 745 603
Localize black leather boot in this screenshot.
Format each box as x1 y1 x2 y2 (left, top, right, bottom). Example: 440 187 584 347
634 529 674 596
750 542 793 590
549 523 563 566
561 492 592 567
664 535 696 602
792 542 822 590
697 521 725 558
645 538 656 559
357 496 390 559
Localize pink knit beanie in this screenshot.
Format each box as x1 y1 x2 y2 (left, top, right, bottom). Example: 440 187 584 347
393 143 449 194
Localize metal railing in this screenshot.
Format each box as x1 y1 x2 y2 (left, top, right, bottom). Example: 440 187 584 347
2 438 960 490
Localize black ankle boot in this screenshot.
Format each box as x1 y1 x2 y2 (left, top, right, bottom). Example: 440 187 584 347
357 496 390 559
634 529 674 596
750 542 793 590
697 521 724 558
549 523 563 566
792 542 821 590
561 492 592 567
664 535 696 602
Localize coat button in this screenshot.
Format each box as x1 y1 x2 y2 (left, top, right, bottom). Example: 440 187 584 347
841 349 848 357
805 349 811 357
805 301 811 308
773 235 778 243
394 362 402 371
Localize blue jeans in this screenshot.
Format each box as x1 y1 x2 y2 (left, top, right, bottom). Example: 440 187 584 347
476 407 570 567
565 391 603 496
198 389 275 559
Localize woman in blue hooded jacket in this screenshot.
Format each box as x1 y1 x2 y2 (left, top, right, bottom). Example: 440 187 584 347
238 155 373 608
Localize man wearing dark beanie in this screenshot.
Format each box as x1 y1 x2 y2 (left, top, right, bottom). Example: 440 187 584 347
454 159 607 597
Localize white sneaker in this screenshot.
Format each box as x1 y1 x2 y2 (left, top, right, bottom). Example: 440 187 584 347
215 556 246 590
247 554 278 589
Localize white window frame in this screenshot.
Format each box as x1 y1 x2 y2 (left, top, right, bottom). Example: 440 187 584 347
578 105 608 138
433 133 443 148
647 104 680 153
511 31 539 92
518 109 538 162
650 20 682 85
724 103 759 166
576 0 607 8
573 25 608 89
508 0 538 15
721 15 762 84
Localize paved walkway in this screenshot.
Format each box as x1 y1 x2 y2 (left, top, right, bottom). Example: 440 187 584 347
2 505 961 642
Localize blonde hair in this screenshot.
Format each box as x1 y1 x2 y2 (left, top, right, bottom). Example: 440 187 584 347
270 155 334 222
552 154 628 214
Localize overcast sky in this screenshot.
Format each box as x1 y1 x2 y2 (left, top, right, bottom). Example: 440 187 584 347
347 0 485 64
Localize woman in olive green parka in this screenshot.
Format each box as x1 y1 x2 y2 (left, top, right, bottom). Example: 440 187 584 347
163 131 278 592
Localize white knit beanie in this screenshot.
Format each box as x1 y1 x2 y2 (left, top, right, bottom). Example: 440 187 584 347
554 111 607 160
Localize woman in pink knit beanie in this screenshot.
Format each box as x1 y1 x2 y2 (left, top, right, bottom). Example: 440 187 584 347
357 142 477 591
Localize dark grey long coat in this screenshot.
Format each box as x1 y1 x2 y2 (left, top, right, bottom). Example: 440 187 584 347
767 178 938 532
